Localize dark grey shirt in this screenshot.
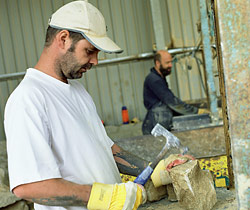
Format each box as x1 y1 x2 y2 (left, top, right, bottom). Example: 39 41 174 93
143 68 198 115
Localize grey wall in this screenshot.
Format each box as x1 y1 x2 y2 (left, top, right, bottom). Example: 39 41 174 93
0 0 220 141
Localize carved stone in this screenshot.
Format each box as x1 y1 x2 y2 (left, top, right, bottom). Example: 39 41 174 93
169 160 217 210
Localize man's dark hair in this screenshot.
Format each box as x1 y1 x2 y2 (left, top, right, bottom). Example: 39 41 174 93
154 52 161 65
45 26 84 51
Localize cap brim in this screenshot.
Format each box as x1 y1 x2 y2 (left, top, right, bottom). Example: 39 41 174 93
49 25 123 54
81 32 123 54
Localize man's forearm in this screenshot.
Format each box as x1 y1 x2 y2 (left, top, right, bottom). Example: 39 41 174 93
13 178 91 206
112 144 149 176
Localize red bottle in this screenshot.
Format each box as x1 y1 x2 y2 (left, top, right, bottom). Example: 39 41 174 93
122 106 129 124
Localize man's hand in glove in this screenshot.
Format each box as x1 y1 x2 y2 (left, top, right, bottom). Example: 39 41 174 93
87 181 147 210
151 154 195 188
198 108 210 114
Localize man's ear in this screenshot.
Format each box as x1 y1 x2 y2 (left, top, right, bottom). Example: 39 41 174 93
155 60 161 68
55 30 71 50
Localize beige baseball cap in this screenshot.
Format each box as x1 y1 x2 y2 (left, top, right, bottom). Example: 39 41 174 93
48 0 123 53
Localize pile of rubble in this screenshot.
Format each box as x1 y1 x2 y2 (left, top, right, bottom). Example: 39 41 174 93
0 141 32 210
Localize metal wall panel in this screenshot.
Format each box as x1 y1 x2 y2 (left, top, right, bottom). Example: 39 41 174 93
0 0 220 141
165 0 220 101
80 0 156 126
166 0 203 99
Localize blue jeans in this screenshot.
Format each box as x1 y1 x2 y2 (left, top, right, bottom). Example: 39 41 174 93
142 103 173 135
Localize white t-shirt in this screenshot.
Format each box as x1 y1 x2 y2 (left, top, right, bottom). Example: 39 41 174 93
4 68 121 210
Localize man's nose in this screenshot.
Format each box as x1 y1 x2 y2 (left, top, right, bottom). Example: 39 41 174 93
90 52 98 66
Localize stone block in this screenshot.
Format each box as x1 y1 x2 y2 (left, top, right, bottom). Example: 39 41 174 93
169 160 217 210
1 200 30 210
0 191 21 208
144 179 167 202
166 184 177 201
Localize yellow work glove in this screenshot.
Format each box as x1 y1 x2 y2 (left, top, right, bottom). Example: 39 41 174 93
151 159 172 188
87 181 147 210
198 108 210 114
151 154 195 188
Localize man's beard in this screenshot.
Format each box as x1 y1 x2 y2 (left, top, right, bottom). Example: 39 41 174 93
159 64 171 77
55 50 92 80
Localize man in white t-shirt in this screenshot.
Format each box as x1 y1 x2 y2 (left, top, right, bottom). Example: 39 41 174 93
4 1 173 210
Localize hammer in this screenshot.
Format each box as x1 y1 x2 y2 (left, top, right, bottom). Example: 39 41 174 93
134 123 188 185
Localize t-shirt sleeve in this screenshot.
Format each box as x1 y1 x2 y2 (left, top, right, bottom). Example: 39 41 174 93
4 91 62 191
105 135 114 148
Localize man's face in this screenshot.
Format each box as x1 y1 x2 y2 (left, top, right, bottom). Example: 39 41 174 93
159 53 173 77
55 39 99 80
159 64 171 77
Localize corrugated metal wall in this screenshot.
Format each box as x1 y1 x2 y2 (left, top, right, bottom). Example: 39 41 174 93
0 0 220 141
